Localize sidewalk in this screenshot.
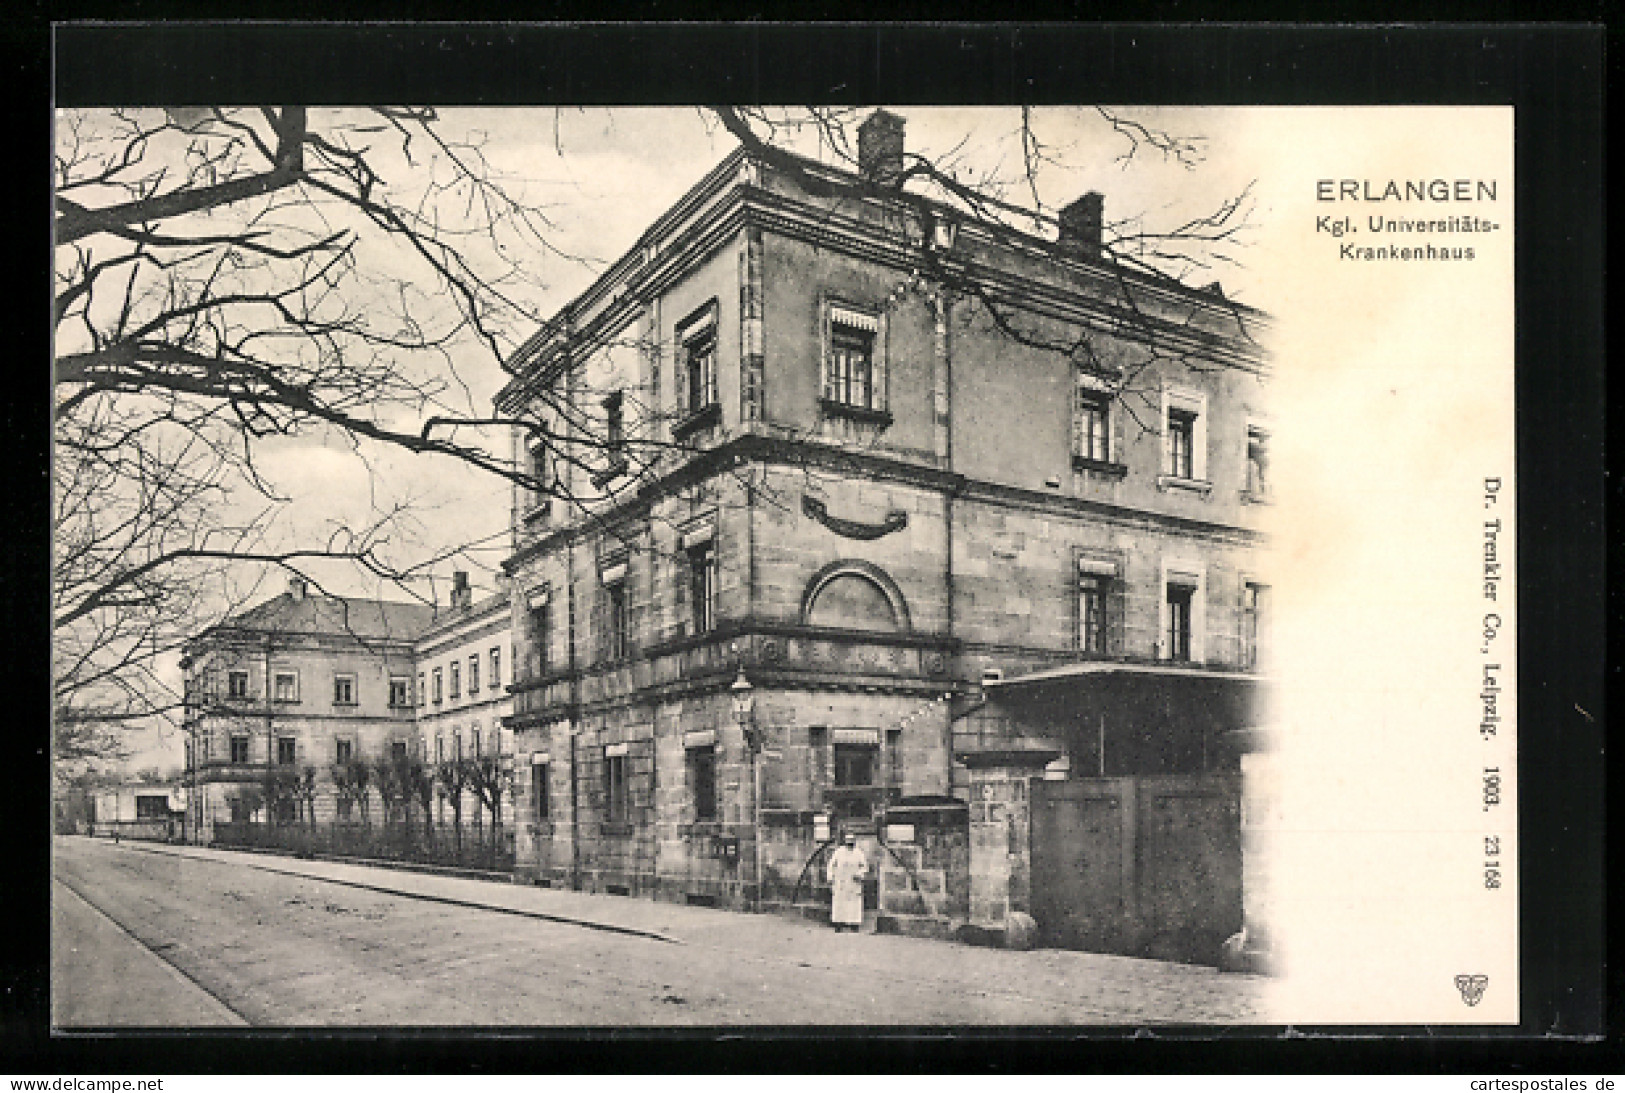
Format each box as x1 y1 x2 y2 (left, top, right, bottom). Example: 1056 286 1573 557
51 876 246 1028
113 839 1265 1024
121 838 852 947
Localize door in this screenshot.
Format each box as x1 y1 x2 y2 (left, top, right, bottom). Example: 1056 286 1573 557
1030 775 1242 963
1030 778 1133 951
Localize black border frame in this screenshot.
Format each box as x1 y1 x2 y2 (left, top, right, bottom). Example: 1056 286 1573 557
19 21 1607 1074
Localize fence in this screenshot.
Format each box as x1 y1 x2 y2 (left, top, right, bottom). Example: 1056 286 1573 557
85 818 182 842
210 819 516 873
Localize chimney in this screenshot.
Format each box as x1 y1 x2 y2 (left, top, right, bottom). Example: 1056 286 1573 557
288 575 307 601
1058 191 1105 260
857 109 906 185
451 570 471 612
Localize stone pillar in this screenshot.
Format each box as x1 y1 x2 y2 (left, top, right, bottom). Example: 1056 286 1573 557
931 293 951 462
739 225 765 424
1222 727 1280 973
957 746 1057 939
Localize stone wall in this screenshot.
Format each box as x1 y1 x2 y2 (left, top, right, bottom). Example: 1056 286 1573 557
876 802 970 939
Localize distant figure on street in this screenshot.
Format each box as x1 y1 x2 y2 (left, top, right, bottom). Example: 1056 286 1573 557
825 831 868 933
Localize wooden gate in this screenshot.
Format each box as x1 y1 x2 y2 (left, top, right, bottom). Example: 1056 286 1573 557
1031 775 1242 963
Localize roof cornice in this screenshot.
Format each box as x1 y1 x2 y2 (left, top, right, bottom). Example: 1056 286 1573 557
497 142 1271 404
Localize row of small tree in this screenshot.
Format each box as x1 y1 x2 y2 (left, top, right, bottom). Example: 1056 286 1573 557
235 750 512 851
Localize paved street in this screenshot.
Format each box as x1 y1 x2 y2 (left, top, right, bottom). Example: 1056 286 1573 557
52 836 1265 1027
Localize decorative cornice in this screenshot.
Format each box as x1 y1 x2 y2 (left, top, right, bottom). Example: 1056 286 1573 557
801 494 908 540
503 431 1263 572
415 608 512 657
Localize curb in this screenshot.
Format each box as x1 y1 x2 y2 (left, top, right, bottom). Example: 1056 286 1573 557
114 840 683 946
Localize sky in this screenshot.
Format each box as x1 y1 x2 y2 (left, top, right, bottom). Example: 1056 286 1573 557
86 106 1271 772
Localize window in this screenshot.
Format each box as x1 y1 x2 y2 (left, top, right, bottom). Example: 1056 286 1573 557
436 735 445 764
1160 388 1209 487
604 580 629 662
688 541 716 634
432 668 443 704
1242 582 1270 670
472 728 482 757
526 443 551 512
277 737 297 765
531 601 552 676
682 322 718 415
335 739 353 765
390 677 410 708
392 741 408 763
1166 583 1195 662
227 670 249 700
826 322 875 410
604 392 625 457
885 729 903 787
450 662 461 700
808 727 828 784
688 746 717 822
231 735 249 763
136 795 168 820
532 763 550 824
1078 575 1107 654
333 673 356 706
273 671 298 703
468 654 480 695
490 647 501 689
1246 426 1271 498
418 672 426 707
605 752 629 824
592 393 628 488
1074 388 1111 464
834 743 877 788
1166 409 1197 480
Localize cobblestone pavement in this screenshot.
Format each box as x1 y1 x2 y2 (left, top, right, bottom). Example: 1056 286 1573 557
52 836 1266 1027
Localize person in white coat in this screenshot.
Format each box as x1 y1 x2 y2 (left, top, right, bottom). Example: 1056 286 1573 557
825 830 869 932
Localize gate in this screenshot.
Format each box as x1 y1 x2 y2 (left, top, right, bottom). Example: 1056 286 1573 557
1031 775 1242 963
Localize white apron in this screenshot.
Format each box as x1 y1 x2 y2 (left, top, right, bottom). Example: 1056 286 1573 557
826 844 869 927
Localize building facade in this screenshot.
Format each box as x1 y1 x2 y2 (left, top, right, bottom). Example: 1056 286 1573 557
180 576 435 836
496 110 1271 928
88 781 187 840
414 572 516 838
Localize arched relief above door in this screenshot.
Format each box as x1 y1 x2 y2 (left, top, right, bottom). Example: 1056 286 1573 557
801 560 911 634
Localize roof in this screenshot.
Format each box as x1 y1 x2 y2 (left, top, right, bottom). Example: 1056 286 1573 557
216 591 439 644
416 590 511 645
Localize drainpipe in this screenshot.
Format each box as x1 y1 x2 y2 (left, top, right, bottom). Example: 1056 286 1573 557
264 640 274 824
569 729 581 890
